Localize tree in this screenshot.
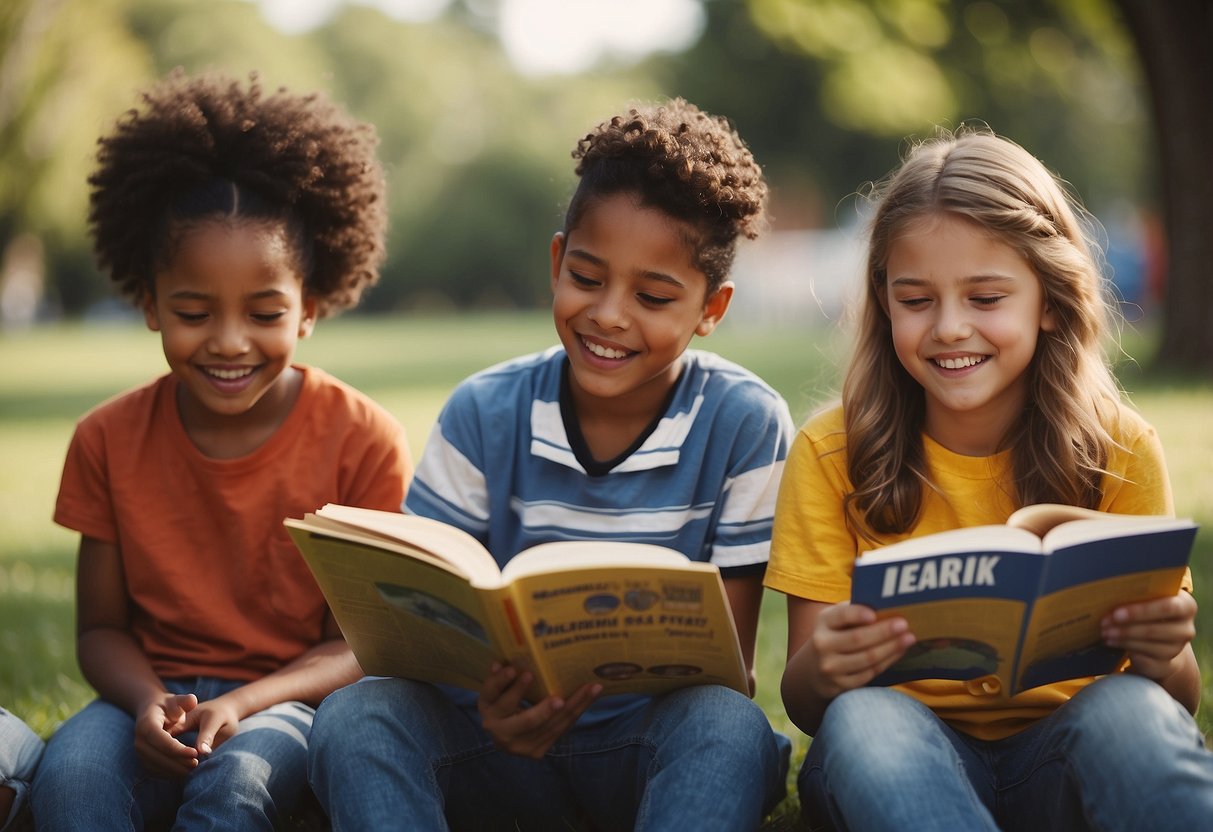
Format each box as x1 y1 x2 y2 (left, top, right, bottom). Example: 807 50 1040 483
0 0 154 314
1112 0 1213 375
652 0 1150 228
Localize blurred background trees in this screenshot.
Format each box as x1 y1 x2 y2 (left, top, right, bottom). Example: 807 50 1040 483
2 0 1208 371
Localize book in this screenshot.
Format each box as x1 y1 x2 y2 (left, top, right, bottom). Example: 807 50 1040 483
850 504 1197 696
284 504 749 700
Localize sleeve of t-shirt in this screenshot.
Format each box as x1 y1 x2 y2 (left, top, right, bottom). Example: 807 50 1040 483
1101 417 1192 591
709 388 795 570
53 415 119 544
403 381 492 543
1103 419 1173 516
338 401 413 514
764 421 857 604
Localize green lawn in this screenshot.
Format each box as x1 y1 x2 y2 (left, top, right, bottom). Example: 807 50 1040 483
2 310 1210 787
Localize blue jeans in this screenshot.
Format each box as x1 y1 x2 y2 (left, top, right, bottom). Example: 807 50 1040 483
309 677 790 831
30 678 314 831
799 673 1213 831
0 707 44 831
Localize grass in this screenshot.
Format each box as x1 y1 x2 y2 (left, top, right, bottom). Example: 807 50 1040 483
1 311 1211 823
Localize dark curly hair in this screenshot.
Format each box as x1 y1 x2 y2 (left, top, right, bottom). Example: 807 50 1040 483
88 69 387 317
565 98 767 293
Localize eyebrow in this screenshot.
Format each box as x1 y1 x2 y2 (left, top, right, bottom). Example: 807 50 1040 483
166 289 291 301
889 274 1017 288
567 248 687 289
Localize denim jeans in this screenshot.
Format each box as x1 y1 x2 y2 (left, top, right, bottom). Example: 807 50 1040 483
309 677 790 831
30 677 314 831
1 707 44 831
799 673 1213 831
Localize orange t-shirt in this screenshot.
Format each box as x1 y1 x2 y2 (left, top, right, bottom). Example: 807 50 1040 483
54 365 411 682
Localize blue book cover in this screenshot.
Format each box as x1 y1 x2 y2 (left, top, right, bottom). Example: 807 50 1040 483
850 506 1196 696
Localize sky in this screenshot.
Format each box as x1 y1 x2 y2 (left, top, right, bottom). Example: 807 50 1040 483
252 0 705 76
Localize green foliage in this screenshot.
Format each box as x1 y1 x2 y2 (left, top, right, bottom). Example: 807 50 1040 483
0 0 1152 318
651 0 1149 222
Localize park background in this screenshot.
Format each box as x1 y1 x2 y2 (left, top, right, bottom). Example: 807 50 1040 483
1 0 1211 818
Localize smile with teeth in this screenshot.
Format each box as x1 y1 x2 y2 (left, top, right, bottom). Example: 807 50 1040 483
582 338 632 360
205 366 255 380
933 355 987 370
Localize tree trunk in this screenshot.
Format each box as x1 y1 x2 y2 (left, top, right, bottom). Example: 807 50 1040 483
1112 0 1213 375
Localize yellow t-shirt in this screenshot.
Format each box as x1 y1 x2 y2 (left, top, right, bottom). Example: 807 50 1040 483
765 403 1189 740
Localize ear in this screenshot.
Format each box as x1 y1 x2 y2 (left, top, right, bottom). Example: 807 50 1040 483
142 292 161 332
549 232 566 294
298 295 319 339
1040 299 1057 333
695 281 734 337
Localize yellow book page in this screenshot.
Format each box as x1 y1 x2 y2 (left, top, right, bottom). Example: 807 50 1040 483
500 540 692 581
876 597 1025 693
288 527 511 690
1016 567 1186 691
505 560 748 697
313 505 503 586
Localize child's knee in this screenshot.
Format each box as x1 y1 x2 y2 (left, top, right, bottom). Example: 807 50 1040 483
1062 673 1198 754
821 687 928 738
675 685 773 745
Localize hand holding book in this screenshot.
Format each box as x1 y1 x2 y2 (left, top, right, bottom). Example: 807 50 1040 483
849 504 1197 696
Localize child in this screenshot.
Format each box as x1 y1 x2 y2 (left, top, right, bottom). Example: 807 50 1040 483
309 98 793 831
0 708 42 830
766 128 1213 831
30 70 413 829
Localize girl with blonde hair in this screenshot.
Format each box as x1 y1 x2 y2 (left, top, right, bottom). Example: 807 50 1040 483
766 128 1213 831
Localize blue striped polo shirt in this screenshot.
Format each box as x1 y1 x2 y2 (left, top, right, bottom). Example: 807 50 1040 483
405 346 792 570
403 346 793 722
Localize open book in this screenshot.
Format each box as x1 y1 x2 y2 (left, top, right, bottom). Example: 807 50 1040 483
284 505 749 700
850 504 1197 696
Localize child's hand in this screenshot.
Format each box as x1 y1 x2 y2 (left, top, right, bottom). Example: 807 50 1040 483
808 602 915 699
477 662 601 759
182 696 241 756
1102 589 1198 682
134 692 201 778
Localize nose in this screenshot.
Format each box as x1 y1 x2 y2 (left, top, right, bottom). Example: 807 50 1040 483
588 287 629 331
931 301 972 343
207 317 250 357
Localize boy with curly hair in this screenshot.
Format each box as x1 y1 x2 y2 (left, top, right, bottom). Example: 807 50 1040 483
31 70 412 829
309 98 793 831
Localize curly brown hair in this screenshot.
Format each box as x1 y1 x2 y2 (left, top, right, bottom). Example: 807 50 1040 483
566 98 767 292
88 69 386 317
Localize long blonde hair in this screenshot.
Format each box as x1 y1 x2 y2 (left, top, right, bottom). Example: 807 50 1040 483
843 128 1121 538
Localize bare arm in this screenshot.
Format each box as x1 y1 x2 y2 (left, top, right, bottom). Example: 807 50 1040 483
723 573 764 696
780 595 914 736
207 613 360 713
184 611 362 755
1156 644 1203 714
76 535 167 714
78 534 361 762
76 535 203 776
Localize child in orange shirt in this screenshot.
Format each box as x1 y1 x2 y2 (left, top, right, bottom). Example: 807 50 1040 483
31 70 412 829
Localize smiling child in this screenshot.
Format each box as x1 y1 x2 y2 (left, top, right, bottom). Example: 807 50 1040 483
309 98 794 832
31 70 412 829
